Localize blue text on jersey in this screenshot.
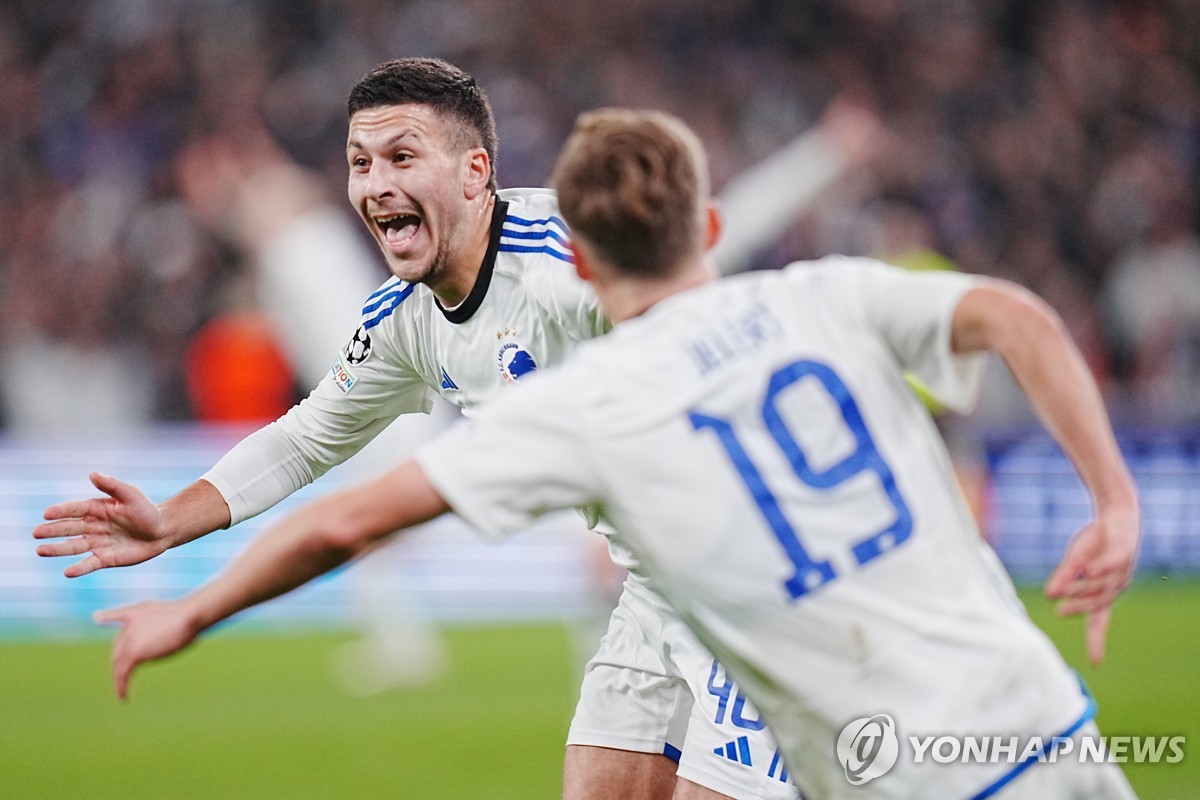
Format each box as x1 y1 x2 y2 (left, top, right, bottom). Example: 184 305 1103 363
689 359 912 600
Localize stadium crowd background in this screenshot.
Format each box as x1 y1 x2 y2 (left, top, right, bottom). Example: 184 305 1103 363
0 0 1198 433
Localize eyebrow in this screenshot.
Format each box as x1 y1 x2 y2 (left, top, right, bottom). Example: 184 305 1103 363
346 130 422 152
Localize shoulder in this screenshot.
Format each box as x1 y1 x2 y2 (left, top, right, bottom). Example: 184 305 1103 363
498 187 563 222
341 276 437 362
491 189 598 308
776 254 983 295
755 256 918 312
496 188 573 267
354 276 439 330
776 254 893 285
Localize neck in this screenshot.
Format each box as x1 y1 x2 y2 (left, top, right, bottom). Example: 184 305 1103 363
600 256 719 323
428 192 496 308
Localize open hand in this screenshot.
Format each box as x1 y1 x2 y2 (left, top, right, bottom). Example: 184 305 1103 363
34 473 172 577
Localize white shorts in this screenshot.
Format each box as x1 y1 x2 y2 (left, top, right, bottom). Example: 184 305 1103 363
991 722 1139 800
567 577 801 800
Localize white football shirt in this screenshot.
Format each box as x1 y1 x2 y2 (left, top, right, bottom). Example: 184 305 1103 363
202 188 608 524
417 257 1092 799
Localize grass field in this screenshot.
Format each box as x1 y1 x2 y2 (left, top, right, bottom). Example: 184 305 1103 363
2 581 1197 799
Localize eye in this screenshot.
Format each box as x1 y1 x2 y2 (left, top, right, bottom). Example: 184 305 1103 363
350 155 369 169
393 151 413 164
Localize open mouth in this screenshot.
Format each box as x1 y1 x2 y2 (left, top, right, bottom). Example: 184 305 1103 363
375 213 421 247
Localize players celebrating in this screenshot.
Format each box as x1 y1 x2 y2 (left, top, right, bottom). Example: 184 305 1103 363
35 59 799 800
37 66 1139 799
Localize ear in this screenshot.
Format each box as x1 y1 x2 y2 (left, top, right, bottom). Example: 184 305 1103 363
704 201 723 251
570 243 592 283
463 147 491 199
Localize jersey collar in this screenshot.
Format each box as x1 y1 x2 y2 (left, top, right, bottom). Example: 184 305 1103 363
436 197 509 324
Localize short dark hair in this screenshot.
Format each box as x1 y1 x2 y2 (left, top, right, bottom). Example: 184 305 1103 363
552 108 709 278
348 58 499 191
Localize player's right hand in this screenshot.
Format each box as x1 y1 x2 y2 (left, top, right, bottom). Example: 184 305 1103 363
33 472 172 578
1044 501 1140 666
95 601 201 701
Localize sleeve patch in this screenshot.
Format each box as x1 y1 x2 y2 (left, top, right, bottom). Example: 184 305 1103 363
330 353 359 394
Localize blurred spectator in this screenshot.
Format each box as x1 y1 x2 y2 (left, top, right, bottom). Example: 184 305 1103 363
1 0 1197 429
184 311 297 423
1098 141 1200 422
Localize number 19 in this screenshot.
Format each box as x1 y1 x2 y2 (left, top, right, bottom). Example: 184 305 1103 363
689 359 912 599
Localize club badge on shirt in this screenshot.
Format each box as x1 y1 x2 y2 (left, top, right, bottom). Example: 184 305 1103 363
496 327 538 384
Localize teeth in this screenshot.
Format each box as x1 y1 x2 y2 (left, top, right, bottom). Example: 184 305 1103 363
376 214 401 225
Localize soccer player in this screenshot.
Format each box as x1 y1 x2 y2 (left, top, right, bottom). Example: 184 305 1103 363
72 106 1140 798
35 59 813 800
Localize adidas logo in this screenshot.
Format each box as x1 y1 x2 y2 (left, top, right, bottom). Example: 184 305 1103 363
712 738 795 789
440 367 459 391
714 735 753 766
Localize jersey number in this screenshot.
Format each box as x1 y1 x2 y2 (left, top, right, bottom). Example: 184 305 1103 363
688 359 912 599
707 659 765 730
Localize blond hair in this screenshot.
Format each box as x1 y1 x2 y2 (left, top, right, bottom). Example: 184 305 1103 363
551 108 709 277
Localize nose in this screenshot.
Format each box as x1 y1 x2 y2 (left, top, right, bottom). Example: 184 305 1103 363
363 161 396 202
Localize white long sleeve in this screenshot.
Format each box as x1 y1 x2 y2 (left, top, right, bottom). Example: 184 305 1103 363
713 128 847 275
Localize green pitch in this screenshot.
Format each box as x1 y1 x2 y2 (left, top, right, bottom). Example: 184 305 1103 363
1 581 1196 799
1020 578 1200 800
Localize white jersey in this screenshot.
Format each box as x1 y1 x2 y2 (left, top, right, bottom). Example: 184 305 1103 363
416 258 1093 799
199 186 797 797
202 188 608 524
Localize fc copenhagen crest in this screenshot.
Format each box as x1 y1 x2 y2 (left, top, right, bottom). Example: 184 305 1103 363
496 328 538 384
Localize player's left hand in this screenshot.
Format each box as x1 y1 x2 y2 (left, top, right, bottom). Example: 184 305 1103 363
94 601 202 701
1043 503 1140 666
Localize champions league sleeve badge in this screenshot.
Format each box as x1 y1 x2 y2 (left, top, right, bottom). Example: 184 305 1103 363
331 324 372 394
344 324 373 365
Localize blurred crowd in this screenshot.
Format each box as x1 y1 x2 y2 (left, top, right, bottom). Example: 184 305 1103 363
1 0 1197 432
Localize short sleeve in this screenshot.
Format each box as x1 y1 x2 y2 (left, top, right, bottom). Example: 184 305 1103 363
817 257 987 413
415 367 600 539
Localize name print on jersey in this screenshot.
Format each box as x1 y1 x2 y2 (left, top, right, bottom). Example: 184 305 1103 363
688 301 784 375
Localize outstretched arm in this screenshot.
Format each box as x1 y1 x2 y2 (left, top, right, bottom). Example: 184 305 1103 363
35 373 418 577
96 460 449 700
713 94 881 275
34 476 232 577
37 127 421 580
951 281 1140 665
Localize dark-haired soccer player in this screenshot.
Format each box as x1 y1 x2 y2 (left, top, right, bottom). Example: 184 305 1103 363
37 59 817 799
76 105 1139 798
